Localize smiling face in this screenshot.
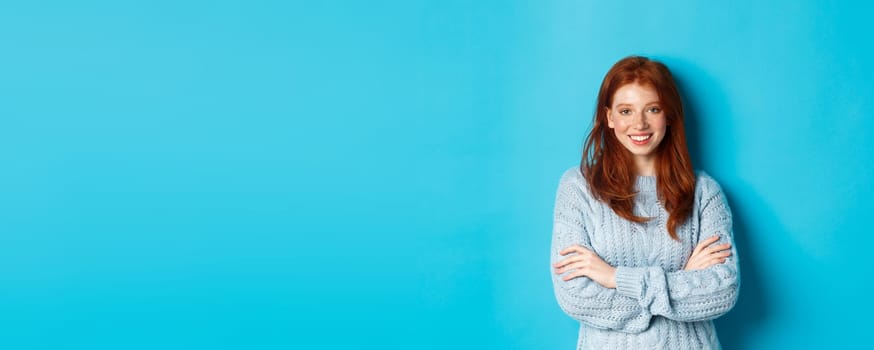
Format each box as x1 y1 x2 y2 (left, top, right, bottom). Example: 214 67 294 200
606 82 668 175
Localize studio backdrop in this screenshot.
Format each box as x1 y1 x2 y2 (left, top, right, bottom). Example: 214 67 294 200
1 1 871 349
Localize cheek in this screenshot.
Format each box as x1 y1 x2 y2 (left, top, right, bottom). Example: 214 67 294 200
612 129 624 141
609 118 627 130
611 125 627 139
652 116 668 132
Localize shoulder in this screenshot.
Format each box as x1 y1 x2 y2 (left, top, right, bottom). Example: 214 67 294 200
694 171 732 213
558 166 588 192
695 170 725 197
556 165 595 200
559 165 585 185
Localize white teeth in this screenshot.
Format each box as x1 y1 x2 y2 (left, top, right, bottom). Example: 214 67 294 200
630 135 651 141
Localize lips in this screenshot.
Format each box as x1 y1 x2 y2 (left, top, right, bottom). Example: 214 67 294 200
628 134 653 145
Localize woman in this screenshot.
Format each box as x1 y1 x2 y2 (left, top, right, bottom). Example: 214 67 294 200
550 56 739 349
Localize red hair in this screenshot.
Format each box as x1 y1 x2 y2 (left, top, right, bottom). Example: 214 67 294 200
581 56 695 240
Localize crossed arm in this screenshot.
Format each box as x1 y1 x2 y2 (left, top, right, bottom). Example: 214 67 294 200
554 235 731 289
550 175 739 332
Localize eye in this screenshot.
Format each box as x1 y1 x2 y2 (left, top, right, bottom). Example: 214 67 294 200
619 109 632 115
648 107 662 113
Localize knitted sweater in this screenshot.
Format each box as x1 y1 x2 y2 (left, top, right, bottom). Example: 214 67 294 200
550 166 739 349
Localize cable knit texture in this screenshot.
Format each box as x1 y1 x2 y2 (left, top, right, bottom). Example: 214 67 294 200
551 166 739 349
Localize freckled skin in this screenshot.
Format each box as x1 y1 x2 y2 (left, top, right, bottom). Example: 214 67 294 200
606 83 668 176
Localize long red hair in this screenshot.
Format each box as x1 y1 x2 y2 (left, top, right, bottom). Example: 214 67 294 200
581 56 695 240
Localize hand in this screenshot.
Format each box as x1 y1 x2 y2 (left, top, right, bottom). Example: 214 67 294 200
684 235 732 271
553 244 617 289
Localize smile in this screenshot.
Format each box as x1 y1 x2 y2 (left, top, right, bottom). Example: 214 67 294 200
628 134 653 145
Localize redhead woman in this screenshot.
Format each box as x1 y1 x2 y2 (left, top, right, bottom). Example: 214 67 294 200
550 56 739 349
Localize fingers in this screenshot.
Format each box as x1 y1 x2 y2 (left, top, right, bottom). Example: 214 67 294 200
705 255 730 268
703 243 732 254
553 250 595 271
553 247 597 276
554 245 592 268
684 235 733 271
556 260 596 281
685 250 733 270
553 254 586 270
691 236 732 262
562 269 587 281
555 261 589 275
559 244 590 256
692 235 720 255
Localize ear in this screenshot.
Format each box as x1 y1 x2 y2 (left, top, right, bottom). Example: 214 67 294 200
605 107 615 128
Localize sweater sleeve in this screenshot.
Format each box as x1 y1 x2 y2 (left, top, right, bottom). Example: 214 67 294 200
613 176 740 322
550 169 652 333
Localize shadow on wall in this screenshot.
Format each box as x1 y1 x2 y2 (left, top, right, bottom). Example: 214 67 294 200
715 185 774 349
665 57 772 349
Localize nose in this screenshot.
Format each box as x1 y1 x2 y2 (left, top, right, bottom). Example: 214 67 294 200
633 112 649 130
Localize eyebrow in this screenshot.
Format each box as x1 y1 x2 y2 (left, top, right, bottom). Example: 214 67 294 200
614 101 661 107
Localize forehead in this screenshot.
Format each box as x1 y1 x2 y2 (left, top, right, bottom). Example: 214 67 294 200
612 83 660 105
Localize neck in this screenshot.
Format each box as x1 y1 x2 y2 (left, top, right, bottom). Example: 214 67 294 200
634 156 656 176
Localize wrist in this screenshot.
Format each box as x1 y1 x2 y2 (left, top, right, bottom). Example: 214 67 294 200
607 266 617 288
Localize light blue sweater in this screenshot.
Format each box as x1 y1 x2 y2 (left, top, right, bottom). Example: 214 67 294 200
551 166 739 349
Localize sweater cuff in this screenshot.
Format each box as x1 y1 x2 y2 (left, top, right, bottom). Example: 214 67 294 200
615 266 646 300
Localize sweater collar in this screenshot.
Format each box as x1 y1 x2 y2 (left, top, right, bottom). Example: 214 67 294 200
634 175 657 192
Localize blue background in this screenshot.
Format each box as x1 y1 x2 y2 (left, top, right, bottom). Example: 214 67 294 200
1 1 872 349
